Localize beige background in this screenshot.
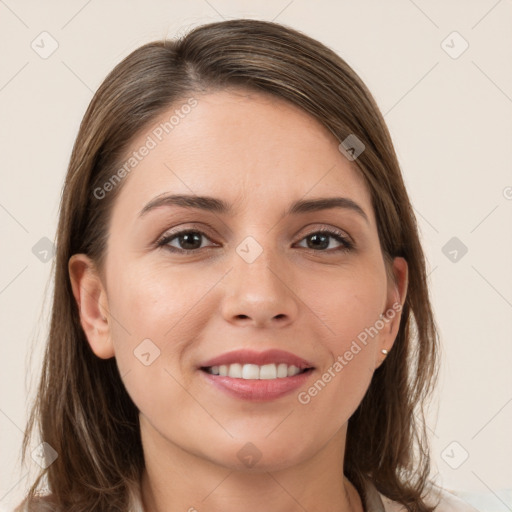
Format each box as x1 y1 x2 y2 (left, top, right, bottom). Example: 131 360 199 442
1 1 511 510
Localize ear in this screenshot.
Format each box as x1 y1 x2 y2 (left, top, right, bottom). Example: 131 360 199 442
68 253 114 359
376 256 408 367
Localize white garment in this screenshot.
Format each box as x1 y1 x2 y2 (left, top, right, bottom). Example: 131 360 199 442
129 478 480 511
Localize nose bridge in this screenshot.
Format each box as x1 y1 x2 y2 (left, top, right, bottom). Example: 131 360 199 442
234 232 287 295
220 229 298 325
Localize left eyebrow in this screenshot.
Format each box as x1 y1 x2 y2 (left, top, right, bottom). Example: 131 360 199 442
138 194 369 225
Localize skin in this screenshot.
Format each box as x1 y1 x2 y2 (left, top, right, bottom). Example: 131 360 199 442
69 88 408 512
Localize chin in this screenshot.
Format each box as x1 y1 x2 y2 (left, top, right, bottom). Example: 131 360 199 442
204 437 314 473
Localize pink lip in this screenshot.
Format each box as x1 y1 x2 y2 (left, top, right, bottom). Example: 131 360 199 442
200 368 314 402
199 349 314 370
198 349 315 402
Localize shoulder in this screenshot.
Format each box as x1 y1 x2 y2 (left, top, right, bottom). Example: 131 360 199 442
379 486 480 512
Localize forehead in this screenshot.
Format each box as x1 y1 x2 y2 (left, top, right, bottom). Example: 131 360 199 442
110 88 374 224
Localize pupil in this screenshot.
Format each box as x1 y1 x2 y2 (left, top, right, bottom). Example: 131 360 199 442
180 232 201 250
308 233 328 250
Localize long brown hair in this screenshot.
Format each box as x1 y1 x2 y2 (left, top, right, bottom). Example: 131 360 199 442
16 18 439 512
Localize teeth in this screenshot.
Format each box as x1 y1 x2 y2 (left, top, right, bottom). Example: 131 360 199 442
277 363 288 378
259 364 276 380
206 363 304 379
287 364 299 377
228 363 242 378
242 364 260 379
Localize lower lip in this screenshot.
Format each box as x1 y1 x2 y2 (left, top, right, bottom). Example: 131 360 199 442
200 369 314 401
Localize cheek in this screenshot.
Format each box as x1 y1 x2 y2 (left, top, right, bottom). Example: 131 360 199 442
294 265 384 415
109 263 202 339
107 263 213 380
296 337 377 431
302 261 386 348
106 271 197 421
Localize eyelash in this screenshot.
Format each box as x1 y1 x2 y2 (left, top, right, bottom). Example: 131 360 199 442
155 225 354 255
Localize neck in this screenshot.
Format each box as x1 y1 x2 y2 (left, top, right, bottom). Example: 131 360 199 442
139 416 363 512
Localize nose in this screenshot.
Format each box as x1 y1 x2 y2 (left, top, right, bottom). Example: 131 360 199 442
220 242 299 329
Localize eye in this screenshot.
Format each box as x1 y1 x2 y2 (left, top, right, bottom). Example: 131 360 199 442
156 229 217 254
294 228 354 253
156 226 354 254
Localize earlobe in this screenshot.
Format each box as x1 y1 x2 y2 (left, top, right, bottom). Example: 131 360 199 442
68 254 115 359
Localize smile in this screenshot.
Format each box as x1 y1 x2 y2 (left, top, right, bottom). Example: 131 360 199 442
202 363 308 379
199 366 315 401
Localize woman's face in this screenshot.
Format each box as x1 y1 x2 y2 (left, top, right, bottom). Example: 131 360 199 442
72 88 407 471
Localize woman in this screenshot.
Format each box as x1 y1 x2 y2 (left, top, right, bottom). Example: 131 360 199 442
16 18 478 512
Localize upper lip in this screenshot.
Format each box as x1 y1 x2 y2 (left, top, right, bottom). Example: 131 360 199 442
199 349 314 370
